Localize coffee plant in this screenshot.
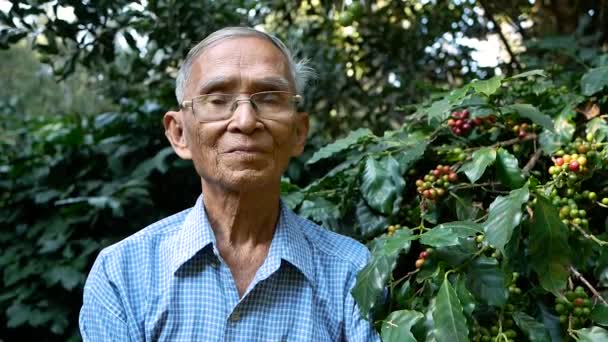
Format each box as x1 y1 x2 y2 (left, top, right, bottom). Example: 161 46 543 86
283 62 608 341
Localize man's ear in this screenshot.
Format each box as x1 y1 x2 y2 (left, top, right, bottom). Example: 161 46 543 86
163 110 192 160
291 112 309 157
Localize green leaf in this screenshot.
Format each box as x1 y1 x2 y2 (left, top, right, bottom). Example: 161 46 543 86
504 104 554 132
460 147 496 183
424 86 471 126
591 304 608 326
381 310 424 342
495 148 525 189
377 228 416 258
352 254 394 319
466 256 508 307
432 277 469 342
426 97 452 125
529 196 571 294
434 237 478 267
6 302 31 328
307 128 372 164
509 69 547 79
469 75 504 96
131 146 174 177
42 265 84 290
573 326 608 342
420 221 482 248
394 141 428 175
454 274 476 317
360 156 405 215
299 198 339 223
353 229 415 318
482 183 530 254
450 194 480 221
539 130 562 155
581 66 608 96
513 311 551 342
587 118 608 142
355 199 388 239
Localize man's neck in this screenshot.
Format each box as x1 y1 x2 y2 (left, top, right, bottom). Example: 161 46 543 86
201 180 280 296
201 180 280 247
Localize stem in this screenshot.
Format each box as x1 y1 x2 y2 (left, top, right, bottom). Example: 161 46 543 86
464 134 537 152
571 223 608 247
450 182 500 190
392 269 418 288
523 146 542 174
569 266 608 306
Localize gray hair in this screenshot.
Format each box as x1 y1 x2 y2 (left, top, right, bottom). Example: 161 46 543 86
175 27 314 104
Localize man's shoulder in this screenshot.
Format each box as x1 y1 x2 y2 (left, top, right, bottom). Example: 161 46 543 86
98 208 191 261
291 212 370 269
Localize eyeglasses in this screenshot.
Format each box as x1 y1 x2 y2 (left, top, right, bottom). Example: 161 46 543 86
181 91 303 122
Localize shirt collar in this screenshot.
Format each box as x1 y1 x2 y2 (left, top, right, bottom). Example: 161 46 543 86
169 195 315 284
168 195 216 274
262 202 314 284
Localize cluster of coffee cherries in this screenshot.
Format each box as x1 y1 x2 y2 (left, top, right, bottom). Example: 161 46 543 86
548 153 589 176
508 272 522 296
386 224 402 237
474 234 503 259
549 133 600 178
505 119 538 139
415 165 458 201
447 110 496 136
555 286 593 329
555 190 594 230
414 249 431 268
436 145 468 162
472 318 518 342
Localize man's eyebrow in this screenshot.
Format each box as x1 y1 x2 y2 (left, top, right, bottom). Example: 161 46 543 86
196 76 293 94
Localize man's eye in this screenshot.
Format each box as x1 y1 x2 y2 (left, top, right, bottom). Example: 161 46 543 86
256 94 281 104
208 97 229 105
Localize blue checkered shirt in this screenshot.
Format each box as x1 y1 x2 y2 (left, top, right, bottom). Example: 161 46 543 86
79 195 380 341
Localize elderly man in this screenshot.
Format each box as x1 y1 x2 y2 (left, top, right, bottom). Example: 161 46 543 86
79 27 380 341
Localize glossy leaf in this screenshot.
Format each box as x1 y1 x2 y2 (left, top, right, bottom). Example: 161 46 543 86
460 147 496 183
482 183 529 254
381 310 424 342
591 304 608 326
466 256 508 307
513 311 551 342
360 156 405 215
469 75 504 96
539 112 575 155
432 277 469 342
581 66 608 96
587 117 608 142
529 196 571 293
355 199 388 239
307 128 372 164
505 104 554 132
426 98 452 125
420 221 482 247
573 326 608 342
352 254 395 319
353 229 415 319
495 148 525 189
454 274 476 317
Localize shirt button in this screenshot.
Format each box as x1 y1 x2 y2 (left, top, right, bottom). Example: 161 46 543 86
230 311 241 323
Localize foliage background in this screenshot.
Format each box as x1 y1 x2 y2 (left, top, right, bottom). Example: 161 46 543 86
1 0 607 341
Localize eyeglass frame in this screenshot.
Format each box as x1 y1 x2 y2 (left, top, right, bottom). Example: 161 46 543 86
180 91 304 122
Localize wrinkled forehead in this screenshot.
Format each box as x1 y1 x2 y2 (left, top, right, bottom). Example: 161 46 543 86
187 37 295 94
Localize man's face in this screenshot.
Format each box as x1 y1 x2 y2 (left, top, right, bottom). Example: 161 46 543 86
173 36 308 192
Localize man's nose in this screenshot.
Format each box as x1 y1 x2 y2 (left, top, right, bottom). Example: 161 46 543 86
227 100 261 134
